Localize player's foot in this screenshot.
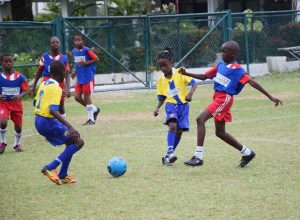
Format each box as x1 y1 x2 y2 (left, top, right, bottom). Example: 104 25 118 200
184 156 203 167
83 119 95 126
60 175 77 184
13 144 23 152
41 166 62 185
239 151 256 168
0 143 7 154
93 107 101 121
162 155 177 166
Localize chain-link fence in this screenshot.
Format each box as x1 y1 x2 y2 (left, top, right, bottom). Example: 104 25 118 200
0 10 299 89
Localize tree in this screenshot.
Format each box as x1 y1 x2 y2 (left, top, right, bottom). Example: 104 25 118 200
11 0 34 21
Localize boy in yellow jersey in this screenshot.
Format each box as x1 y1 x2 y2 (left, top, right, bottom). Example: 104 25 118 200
34 60 84 185
154 48 197 165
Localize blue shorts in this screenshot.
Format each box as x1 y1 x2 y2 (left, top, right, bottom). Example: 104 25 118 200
164 103 190 131
35 115 72 146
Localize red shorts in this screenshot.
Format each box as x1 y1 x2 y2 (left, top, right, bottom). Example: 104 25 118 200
206 91 234 122
42 76 66 103
0 100 23 126
75 79 95 95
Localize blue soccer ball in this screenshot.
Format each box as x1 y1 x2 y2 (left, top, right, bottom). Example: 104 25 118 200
107 157 127 177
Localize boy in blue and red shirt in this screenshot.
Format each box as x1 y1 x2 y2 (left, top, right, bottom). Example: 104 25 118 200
0 54 28 153
179 40 282 167
30 36 71 119
71 33 100 125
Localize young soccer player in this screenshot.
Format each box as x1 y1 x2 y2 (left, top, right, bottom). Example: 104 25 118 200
71 33 100 125
154 48 197 165
0 54 28 154
30 36 71 118
179 40 282 167
34 60 84 185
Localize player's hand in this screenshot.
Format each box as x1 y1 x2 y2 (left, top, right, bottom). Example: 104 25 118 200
154 107 159 117
78 60 86 66
12 95 22 101
178 68 187 75
29 88 35 96
270 96 283 107
185 93 193 102
69 127 80 140
0 95 6 101
62 89 67 98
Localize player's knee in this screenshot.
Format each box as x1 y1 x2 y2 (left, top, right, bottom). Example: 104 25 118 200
76 138 84 149
74 95 81 102
215 130 225 139
196 116 205 125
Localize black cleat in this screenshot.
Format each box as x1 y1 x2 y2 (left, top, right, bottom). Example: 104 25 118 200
184 156 203 167
83 119 95 126
239 151 256 167
162 155 177 166
93 108 101 121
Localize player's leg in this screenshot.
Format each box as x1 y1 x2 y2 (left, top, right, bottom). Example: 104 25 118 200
215 121 255 167
0 117 8 154
82 80 100 125
162 120 178 165
10 107 24 152
173 103 189 151
59 83 66 118
74 82 86 107
58 137 84 184
173 129 182 151
184 110 212 166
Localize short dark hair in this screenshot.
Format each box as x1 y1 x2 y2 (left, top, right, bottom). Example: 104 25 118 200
0 53 13 62
225 40 240 53
158 47 173 61
48 36 60 44
50 60 65 77
74 33 85 41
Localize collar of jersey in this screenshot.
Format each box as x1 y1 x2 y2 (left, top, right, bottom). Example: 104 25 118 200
47 78 59 85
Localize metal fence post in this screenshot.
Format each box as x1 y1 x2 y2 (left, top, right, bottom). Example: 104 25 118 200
53 16 66 53
144 16 151 89
227 10 232 41
243 13 250 74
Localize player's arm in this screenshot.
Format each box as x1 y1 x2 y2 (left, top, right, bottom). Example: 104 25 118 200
65 61 71 98
12 79 29 101
154 78 166 117
30 70 43 95
248 79 282 106
50 109 80 140
185 78 197 102
78 50 99 66
179 68 208 80
154 98 165 117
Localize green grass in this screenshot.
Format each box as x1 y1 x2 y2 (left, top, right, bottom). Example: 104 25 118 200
0 72 299 220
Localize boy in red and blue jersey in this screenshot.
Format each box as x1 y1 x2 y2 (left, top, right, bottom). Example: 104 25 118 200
0 54 28 154
30 36 71 119
179 41 282 167
71 33 100 125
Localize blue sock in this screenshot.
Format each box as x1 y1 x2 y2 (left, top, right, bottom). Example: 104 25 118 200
47 159 61 170
166 130 175 156
57 144 79 178
173 135 181 151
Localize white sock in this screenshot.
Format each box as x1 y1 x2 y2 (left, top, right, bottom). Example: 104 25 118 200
14 132 22 146
61 113 66 119
91 104 97 112
241 145 251 156
194 146 204 160
86 104 95 122
0 128 7 144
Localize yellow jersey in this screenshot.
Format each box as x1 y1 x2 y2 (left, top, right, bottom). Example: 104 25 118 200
156 68 196 104
34 79 62 118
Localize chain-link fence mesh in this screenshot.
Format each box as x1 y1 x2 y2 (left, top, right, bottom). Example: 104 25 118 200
0 10 299 88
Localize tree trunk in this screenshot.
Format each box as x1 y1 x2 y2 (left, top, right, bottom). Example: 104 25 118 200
11 0 34 21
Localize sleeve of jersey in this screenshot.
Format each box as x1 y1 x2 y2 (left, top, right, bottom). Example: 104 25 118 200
239 73 251 85
204 66 217 79
49 87 62 111
184 75 196 86
156 78 166 101
87 50 98 60
37 56 44 71
21 80 29 91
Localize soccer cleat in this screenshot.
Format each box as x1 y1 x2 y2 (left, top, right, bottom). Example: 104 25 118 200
162 155 177 166
13 144 23 152
239 151 256 168
93 107 101 121
0 143 7 154
41 166 62 185
184 156 203 167
60 175 77 184
83 119 95 126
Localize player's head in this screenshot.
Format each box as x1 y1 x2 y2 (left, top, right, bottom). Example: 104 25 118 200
0 54 14 71
74 33 85 49
49 36 60 52
50 60 65 83
158 47 173 75
221 40 240 63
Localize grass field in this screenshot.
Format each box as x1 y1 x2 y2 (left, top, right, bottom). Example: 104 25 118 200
0 72 299 220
